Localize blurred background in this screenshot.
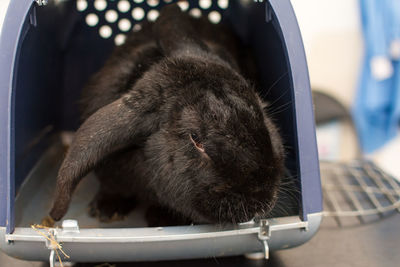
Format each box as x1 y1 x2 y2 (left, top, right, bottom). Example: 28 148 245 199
292 0 400 179
292 0 362 107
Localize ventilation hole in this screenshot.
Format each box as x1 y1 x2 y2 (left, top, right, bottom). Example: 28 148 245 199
133 23 143 32
218 0 229 9
118 0 131 13
132 7 145 20
177 1 189 11
147 0 159 7
147 9 160 21
105 10 118 23
94 0 107 11
118 18 132 32
86 13 99 27
134 0 144 3
115 34 127 46
208 11 221 24
76 0 88 11
189 8 202 18
99 25 112 38
199 0 211 9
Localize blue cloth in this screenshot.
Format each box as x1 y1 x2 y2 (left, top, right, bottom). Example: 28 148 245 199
354 0 400 153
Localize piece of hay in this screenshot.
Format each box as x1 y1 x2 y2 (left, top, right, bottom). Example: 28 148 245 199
31 224 70 267
41 215 55 227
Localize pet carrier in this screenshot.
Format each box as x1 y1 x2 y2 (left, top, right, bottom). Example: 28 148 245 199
0 0 322 263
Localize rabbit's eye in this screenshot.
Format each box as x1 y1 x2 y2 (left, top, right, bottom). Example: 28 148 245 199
190 133 200 143
190 133 205 152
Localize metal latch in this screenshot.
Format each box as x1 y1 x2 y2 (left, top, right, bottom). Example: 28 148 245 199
45 228 59 267
46 220 79 267
257 219 271 259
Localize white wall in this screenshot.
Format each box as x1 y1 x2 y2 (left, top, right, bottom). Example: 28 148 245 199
291 0 363 107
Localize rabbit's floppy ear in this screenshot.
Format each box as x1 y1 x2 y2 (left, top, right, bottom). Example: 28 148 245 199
50 95 160 221
153 4 208 54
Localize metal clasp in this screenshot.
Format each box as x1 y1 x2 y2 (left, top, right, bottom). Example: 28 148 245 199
46 220 78 267
45 229 58 267
257 219 271 259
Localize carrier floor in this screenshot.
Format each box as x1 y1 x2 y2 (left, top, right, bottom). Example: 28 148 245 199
15 140 148 228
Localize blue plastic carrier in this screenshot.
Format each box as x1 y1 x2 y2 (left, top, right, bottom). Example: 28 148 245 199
0 0 322 263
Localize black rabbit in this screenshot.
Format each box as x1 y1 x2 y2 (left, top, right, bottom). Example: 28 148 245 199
49 4 285 226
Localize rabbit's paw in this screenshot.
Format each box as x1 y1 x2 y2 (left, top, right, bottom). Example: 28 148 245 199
88 192 137 222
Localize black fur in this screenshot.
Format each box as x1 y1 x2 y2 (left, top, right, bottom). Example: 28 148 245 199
49 4 285 225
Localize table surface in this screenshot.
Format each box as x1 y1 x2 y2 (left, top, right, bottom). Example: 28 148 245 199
1 212 399 267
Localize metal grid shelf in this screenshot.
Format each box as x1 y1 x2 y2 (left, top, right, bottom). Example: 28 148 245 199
321 160 400 225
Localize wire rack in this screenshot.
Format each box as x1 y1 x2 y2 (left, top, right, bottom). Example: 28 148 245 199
321 160 400 225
